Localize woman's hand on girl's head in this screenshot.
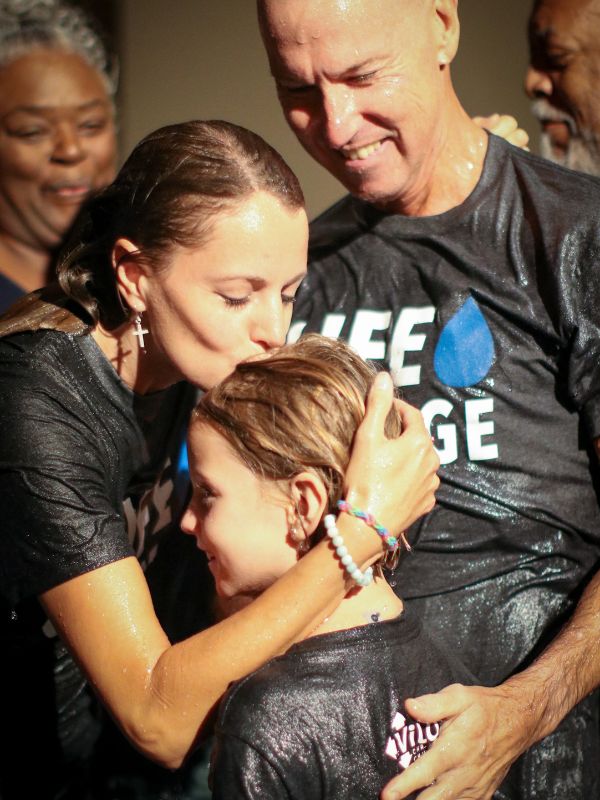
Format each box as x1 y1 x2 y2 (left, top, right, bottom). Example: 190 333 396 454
344 372 440 537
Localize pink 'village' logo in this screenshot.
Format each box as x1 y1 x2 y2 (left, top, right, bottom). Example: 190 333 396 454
384 712 441 771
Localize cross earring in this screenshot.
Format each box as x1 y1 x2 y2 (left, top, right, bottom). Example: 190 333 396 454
133 313 149 353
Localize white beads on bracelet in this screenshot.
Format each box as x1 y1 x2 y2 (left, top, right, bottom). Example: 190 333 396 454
324 514 374 587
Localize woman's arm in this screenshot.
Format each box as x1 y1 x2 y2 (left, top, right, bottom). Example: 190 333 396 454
42 373 439 769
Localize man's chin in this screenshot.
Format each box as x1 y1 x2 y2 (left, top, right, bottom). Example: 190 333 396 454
540 131 600 177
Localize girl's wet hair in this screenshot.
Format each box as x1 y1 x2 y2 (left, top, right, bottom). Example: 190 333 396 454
193 334 401 522
0 119 305 336
0 0 118 95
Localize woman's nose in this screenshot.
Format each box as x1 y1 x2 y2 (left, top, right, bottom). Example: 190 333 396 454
51 123 86 164
251 300 289 351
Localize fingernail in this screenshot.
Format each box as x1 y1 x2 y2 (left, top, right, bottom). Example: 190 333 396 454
374 372 392 390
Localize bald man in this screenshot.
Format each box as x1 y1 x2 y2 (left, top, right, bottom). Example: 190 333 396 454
242 1 600 799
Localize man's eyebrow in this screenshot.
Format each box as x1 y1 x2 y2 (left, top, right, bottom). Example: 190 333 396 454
273 58 380 84
341 58 380 75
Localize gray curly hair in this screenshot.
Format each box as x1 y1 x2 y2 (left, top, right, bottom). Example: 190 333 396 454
0 0 118 95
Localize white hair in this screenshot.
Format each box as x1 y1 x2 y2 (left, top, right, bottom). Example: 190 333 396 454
0 0 118 96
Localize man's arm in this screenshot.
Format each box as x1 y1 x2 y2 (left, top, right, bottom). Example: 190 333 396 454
380 438 600 800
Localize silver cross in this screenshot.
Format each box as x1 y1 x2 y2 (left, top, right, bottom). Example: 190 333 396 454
134 315 149 350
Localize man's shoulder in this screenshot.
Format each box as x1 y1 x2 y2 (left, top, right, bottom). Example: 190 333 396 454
495 135 600 206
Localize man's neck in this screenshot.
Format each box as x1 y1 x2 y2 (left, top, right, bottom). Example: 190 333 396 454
381 90 489 218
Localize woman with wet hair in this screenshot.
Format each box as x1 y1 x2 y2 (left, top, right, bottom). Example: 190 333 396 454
0 0 117 311
0 119 439 799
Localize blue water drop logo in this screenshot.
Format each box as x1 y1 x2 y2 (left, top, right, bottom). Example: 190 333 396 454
433 297 495 388
177 440 189 477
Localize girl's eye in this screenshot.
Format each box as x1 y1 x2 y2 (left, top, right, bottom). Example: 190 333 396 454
282 293 297 305
193 481 215 503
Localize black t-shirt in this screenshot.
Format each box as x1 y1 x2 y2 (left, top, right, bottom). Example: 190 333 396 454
211 607 476 800
0 329 204 798
292 135 600 686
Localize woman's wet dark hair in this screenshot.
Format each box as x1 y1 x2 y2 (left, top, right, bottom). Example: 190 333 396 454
0 119 305 335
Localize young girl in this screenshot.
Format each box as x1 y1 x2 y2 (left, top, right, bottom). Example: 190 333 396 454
182 334 474 800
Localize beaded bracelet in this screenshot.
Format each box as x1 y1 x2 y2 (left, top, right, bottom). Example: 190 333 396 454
337 500 412 552
324 514 373 588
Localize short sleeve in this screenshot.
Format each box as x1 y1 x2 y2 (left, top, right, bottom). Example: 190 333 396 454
0 381 132 605
210 734 290 800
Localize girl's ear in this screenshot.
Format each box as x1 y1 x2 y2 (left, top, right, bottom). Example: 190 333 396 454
112 237 147 313
289 471 329 537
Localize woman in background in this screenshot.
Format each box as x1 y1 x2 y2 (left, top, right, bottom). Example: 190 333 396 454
0 0 117 311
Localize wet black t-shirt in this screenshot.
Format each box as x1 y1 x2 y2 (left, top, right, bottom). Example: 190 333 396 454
211 607 477 800
0 330 203 798
292 135 600 686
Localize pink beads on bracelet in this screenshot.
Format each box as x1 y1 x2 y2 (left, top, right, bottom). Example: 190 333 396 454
337 500 411 553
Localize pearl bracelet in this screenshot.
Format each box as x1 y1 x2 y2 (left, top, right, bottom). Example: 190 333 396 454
324 514 373 588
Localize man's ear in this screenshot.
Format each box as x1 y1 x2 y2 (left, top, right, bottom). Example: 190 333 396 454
290 471 329 538
433 0 459 67
112 237 147 313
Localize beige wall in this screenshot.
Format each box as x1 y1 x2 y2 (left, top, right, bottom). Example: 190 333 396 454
118 0 536 220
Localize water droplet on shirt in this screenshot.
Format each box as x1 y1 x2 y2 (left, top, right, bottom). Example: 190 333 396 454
434 297 495 387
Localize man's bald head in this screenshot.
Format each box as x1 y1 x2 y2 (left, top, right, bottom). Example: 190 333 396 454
257 0 463 214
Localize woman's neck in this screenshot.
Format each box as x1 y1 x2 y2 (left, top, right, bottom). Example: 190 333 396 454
308 575 403 638
91 320 180 395
0 234 50 293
